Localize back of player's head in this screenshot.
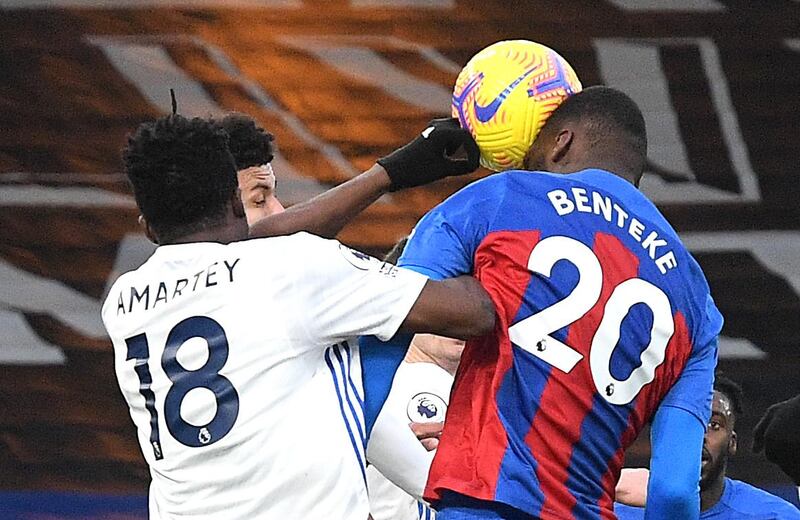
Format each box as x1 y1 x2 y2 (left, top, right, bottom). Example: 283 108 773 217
549 86 646 156
714 373 744 423
216 113 275 171
123 114 239 242
529 86 647 182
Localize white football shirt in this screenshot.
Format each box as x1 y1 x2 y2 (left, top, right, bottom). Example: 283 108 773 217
367 361 455 520
101 233 427 519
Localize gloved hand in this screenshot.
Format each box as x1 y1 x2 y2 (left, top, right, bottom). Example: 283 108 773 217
753 393 800 485
377 118 480 191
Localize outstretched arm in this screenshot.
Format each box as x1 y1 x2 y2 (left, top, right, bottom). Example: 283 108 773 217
249 164 391 239
400 275 495 340
249 118 479 239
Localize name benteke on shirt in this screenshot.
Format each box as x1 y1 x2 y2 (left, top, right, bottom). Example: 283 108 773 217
546 188 677 275
115 257 241 316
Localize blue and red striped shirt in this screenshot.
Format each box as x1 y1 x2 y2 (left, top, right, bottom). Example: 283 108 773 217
399 169 722 520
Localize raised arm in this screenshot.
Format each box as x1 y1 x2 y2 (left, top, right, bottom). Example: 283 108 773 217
249 118 479 239
248 164 391 238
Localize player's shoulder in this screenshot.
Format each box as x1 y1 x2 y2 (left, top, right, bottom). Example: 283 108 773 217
233 232 341 259
443 171 513 204
101 268 138 324
723 478 800 518
475 168 568 194
435 170 550 219
237 230 327 249
242 233 386 277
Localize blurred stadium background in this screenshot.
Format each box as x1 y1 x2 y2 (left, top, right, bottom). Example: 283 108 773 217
0 0 798 517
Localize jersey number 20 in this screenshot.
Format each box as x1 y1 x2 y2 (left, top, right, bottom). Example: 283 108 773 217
125 316 240 460
508 235 675 405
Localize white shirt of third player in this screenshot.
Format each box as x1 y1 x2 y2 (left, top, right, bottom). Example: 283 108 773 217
101 233 428 520
368 360 455 520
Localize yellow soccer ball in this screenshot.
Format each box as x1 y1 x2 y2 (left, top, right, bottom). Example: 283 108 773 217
452 40 582 171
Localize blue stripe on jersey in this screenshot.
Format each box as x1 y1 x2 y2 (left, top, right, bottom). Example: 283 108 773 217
342 342 365 409
492 347 548 516
566 394 634 519
325 345 367 485
491 250 577 515
332 345 366 445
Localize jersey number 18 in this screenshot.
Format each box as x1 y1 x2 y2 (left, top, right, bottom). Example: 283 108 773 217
125 316 240 460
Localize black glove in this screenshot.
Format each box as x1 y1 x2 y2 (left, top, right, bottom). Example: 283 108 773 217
377 118 480 191
753 394 800 485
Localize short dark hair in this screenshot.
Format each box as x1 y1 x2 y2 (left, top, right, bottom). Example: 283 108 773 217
122 114 238 242
544 85 647 161
714 373 744 421
216 113 275 170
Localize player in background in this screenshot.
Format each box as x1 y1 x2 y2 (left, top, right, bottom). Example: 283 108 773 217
102 114 495 519
615 375 800 519
366 331 457 520
397 86 723 520
753 394 800 488
216 113 285 223
365 238 458 520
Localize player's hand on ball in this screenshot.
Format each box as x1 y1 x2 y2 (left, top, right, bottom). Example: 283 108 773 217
377 117 480 191
410 421 444 451
753 394 800 485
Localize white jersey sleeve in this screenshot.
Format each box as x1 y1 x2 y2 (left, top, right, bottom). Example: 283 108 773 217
276 233 429 345
366 361 454 506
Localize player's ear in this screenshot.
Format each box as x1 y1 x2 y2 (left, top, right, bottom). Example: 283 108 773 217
549 129 574 165
231 188 246 220
729 430 738 455
138 215 159 245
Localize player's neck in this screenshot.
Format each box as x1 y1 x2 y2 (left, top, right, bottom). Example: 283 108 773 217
166 221 249 246
573 160 639 186
700 474 726 512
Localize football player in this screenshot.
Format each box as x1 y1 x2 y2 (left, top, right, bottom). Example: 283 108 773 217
615 375 800 519
397 86 724 519
102 114 493 519
367 238 655 520
216 113 284 222
216 115 460 515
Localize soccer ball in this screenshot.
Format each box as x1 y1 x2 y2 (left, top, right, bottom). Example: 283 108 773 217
452 40 582 171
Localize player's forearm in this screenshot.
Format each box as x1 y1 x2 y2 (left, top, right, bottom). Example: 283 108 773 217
616 468 650 507
645 406 703 520
248 164 391 239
